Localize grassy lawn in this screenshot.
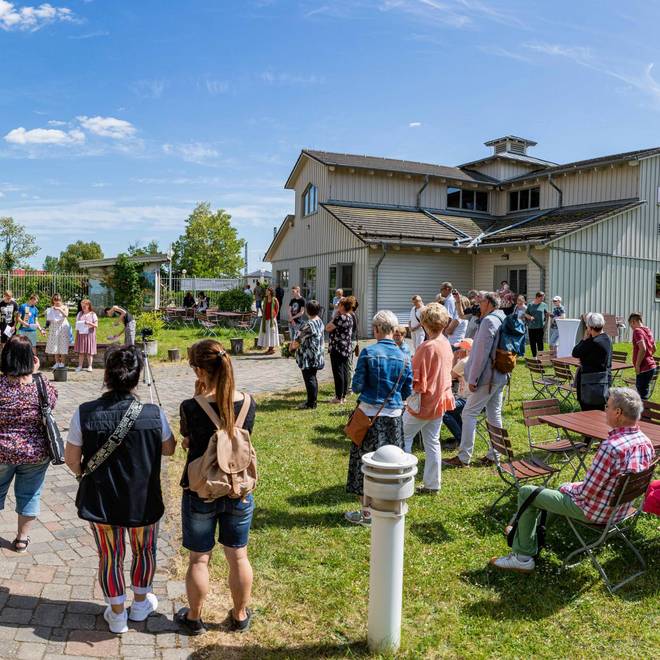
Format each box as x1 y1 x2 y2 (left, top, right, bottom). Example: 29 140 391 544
171 343 660 659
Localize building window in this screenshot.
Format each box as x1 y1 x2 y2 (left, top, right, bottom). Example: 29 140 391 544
509 186 540 212
656 272 660 299
494 265 527 297
300 266 317 301
277 269 289 288
328 263 354 320
302 184 318 216
447 187 488 212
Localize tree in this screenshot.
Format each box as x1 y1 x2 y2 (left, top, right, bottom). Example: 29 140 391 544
0 216 39 271
128 240 160 257
106 253 145 313
42 255 60 272
57 240 103 272
172 203 244 277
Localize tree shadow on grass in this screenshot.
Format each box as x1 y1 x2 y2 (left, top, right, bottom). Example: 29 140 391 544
409 520 453 545
286 484 354 507
189 640 369 659
310 424 348 449
251 507 347 530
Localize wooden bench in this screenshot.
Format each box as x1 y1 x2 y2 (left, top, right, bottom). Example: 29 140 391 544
36 342 116 368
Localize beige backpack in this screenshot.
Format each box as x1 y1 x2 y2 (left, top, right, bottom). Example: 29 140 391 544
187 394 257 501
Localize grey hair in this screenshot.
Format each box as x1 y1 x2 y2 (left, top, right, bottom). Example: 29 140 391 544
372 310 399 334
608 387 644 422
586 312 605 330
479 291 501 309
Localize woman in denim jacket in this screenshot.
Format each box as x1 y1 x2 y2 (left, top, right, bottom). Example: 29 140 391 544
345 310 412 526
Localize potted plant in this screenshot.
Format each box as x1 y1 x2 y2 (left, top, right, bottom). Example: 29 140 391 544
136 311 164 356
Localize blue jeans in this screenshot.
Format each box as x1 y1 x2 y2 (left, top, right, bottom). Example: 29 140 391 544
443 397 466 442
636 368 656 400
0 461 50 517
181 490 254 552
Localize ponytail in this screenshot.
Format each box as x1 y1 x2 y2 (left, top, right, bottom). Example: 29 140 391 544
188 339 236 431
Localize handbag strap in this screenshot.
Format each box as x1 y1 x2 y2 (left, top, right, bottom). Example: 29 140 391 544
34 373 50 412
79 399 144 480
507 486 545 547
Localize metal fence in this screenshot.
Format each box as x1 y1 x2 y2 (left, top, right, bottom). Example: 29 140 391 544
0 271 89 305
160 276 242 308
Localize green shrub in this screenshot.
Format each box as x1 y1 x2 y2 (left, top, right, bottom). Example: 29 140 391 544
136 310 165 340
216 287 253 312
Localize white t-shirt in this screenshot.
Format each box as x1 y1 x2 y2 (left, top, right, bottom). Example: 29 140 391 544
66 407 173 446
409 306 424 333
448 318 468 345
359 402 403 418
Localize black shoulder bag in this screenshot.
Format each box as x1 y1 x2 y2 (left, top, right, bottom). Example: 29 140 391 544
77 399 144 481
506 486 548 558
34 373 65 466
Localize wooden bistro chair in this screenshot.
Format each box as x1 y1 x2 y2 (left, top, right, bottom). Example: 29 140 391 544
526 358 560 400
641 399 660 425
197 314 219 337
522 399 588 479
485 422 559 516
611 349 628 363
537 350 555 370
624 357 660 398
562 461 658 594
551 360 577 402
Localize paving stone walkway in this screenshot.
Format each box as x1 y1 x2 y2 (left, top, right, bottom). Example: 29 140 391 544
0 354 330 659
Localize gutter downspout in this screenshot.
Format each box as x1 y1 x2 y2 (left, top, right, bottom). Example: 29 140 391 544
373 243 388 318
416 175 430 208
548 174 563 208
527 245 546 292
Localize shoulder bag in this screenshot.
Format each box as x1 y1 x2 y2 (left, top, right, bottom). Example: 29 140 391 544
344 359 408 447
77 399 144 480
34 373 65 466
578 368 610 407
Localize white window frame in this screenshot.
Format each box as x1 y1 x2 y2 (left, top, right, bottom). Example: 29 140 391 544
302 183 318 217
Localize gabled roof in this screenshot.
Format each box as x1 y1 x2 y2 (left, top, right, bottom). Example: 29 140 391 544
477 199 643 246
504 147 660 184
285 149 498 189
322 203 463 246
458 152 557 170
484 135 538 147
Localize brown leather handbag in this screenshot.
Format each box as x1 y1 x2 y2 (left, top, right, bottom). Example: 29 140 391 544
344 360 408 447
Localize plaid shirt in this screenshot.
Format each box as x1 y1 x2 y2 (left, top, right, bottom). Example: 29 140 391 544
560 426 655 524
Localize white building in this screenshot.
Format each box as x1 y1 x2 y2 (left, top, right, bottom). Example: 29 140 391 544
265 137 660 337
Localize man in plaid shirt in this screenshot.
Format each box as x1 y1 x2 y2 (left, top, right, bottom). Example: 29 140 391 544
490 387 655 573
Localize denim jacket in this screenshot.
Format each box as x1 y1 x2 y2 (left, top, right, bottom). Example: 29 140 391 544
352 339 412 408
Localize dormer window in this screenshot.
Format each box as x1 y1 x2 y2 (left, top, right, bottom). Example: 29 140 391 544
509 186 540 212
303 184 318 216
447 187 488 212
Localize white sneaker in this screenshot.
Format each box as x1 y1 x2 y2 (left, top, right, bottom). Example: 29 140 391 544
75 366 82 372
489 552 535 574
129 592 159 621
344 510 372 527
86 366 93 372
103 606 128 634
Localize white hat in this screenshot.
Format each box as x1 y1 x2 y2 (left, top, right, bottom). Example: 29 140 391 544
552 296 562 302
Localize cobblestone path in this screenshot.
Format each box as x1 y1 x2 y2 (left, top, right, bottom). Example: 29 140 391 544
0 355 330 659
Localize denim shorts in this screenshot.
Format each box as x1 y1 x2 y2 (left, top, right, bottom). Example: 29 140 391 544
181 490 254 552
0 461 50 517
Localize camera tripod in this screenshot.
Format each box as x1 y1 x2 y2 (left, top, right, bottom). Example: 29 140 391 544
141 343 162 406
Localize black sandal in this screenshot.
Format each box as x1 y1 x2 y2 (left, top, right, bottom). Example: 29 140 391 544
174 607 207 636
229 607 253 633
13 537 30 553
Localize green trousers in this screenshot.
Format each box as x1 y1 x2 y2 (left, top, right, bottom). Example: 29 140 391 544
512 484 587 557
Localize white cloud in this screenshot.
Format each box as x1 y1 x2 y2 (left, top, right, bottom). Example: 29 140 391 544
131 79 167 99
4 126 85 145
77 115 136 139
47 119 68 126
0 1 74 31
259 70 324 85
68 30 109 40
408 121 422 128
205 79 229 95
480 45 533 63
162 142 220 165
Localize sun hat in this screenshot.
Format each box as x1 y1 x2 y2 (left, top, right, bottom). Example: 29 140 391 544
456 338 473 351
552 296 562 302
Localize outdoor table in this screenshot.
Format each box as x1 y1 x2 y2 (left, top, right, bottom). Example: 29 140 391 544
552 356 632 372
538 410 660 450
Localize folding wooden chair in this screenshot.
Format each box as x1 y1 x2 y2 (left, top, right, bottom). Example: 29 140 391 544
537 350 555 370
624 357 660 397
611 349 627 363
485 422 559 515
198 316 219 337
522 399 588 479
562 461 658 594
641 400 660 425
526 359 560 399
552 361 577 402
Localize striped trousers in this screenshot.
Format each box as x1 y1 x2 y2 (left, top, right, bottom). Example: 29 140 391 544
90 523 159 605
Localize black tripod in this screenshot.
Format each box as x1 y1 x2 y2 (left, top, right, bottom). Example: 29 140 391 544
141 344 162 406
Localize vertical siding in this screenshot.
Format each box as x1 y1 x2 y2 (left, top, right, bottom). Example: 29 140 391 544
473 249 546 295
470 158 539 181
549 156 660 335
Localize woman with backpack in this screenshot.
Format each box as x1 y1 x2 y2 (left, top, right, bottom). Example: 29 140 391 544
176 339 257 635
64 345 176 634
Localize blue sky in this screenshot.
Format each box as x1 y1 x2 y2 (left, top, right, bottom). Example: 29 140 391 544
1 0 660 271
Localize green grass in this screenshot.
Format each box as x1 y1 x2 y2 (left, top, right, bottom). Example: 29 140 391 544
174 344 660 659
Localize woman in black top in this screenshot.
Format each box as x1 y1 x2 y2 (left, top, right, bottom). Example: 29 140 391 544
0 290 18 344
176 339 257 635
326 298 354 403
572 312 612 411
64 345 176 634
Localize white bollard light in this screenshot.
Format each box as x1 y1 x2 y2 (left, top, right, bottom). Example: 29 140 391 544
362 444 418 654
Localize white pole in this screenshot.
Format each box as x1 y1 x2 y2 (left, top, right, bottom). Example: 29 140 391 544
367 509 406 653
